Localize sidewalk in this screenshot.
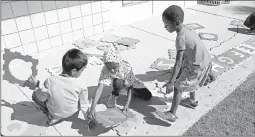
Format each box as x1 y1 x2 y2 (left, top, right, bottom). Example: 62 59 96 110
1 2 255 136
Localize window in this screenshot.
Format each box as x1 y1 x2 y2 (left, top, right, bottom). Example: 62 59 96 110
110 0 119 2
122 1 149 7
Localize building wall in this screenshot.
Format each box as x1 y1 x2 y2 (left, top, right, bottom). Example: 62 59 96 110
110 1 153 27
1 1 112 55
152 1 185 15
1 1 196 55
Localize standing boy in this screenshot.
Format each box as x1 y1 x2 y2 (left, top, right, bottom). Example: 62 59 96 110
155 5 212 124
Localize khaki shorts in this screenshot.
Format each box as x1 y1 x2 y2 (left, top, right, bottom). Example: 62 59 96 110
174 62 212 92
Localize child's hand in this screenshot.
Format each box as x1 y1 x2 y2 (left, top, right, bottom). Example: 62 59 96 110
163 82 174 94
123 105 129 112
87 110 96 120
26 75 39 90
168 49 177 59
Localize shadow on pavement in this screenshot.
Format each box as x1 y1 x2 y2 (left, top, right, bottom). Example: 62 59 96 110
1 99 110 136
228 28 255 35
116 95 171 127
1 100 48 127
135 70 172 83
65 112 111 136
86 70 194 128
224 6 255 15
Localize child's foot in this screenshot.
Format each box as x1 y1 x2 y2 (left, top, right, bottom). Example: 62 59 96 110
47 114 61 126
248 28 255 34
107 94 118 108
250 27 255 32
181 98 198 109
48 118 61 126
155 111 178 124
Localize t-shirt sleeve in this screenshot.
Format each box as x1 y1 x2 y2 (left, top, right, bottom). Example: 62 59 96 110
35 78 50 102
175 36 186 51
98 66 112 86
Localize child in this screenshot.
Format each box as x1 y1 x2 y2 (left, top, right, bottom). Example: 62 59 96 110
88 47 152 119
155 5 212 124
244 12 255 32
27 48 94 126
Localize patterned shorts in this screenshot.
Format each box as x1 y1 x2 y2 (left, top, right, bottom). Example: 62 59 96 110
174 62 212 92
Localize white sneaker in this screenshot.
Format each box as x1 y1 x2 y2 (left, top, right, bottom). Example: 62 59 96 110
107 94 118 108
47 114 61 126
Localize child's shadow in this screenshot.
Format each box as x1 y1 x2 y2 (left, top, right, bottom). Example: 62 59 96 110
116 95 172 127
1 100 48 127
135 70 172 83
1 100 111 136
228 27 255 35
120 70 192 126
64 112 111 136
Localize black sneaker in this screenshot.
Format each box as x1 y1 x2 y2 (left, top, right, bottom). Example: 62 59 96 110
154 111 178 124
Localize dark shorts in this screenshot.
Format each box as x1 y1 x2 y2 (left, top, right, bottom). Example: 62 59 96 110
112 78 152 100
32 92 49 114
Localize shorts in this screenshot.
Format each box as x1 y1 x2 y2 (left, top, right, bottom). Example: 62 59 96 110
174 62 212 92
32 92 49 114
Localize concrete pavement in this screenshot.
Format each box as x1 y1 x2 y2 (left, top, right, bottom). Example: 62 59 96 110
1 1 255 136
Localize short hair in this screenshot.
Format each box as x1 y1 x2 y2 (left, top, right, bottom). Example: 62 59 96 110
62 48 88 73
162 5 184 23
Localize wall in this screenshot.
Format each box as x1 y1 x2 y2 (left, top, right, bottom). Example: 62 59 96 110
1 1 195 56
1 1 112 55
110 1 153 27
184 1 198 7
152 1 185 15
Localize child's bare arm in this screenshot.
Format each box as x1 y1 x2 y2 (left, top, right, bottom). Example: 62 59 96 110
169 50 184 83
124 86 132 111
79 89 90 119
88 83 104 119
123 63 136 111
169 36 185 83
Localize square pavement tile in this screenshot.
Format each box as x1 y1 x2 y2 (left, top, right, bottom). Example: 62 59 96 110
1 80 30 102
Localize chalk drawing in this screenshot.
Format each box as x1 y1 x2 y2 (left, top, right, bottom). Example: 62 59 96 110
199 33 218 41
151 58 175 71
184 23 205 30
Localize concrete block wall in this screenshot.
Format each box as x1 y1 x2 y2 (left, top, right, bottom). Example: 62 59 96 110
1 1 112 55
1 1 196 55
